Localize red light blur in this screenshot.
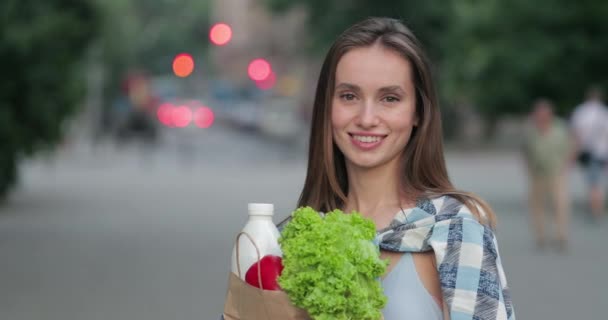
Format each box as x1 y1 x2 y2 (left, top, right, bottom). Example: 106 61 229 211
209 23 232 46
157 103 174 127
248 59 271 81
172 106 192 127
173 53 195 78
195 106 215 128
255 71 276 90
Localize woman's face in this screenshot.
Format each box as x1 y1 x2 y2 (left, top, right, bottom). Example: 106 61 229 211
331 44 418 171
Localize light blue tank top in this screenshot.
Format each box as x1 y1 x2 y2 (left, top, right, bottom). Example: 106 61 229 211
381 252 443 320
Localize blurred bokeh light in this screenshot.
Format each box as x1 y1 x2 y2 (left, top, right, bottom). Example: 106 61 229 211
247 58 272 81
209 23 233 46
171 105 193 127
172 53 195 78
157 103 175 127
194 106 215 128
255 71 276 90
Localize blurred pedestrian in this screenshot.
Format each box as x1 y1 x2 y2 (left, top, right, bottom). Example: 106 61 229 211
571 86 608 220
522 99 572 251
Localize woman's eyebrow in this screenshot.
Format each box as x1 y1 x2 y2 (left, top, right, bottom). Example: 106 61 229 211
335 83 361 92
378 85 405 94
335 83 405 95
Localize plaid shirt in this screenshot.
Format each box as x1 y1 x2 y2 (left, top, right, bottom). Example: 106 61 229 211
376 195 515 320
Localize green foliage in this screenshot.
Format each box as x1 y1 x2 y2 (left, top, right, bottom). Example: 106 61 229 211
94 0 212 127
265 0 608 119
266 0 449 61
278 207 388 320
0 0 99 198
445 0 608 117
96 0 211 78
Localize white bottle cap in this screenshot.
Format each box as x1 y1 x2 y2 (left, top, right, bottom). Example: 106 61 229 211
248 203 274 216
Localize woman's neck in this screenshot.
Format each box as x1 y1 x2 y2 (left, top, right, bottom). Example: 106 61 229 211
343 158 410 218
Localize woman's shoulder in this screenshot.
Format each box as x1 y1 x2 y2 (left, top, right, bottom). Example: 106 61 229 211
424 193 495 227
426 195 498 254
423 194 472 215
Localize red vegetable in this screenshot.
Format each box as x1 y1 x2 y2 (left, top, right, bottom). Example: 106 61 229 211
245 255 284 290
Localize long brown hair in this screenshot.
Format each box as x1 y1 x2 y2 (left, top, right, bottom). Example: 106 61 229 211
297 17 496 227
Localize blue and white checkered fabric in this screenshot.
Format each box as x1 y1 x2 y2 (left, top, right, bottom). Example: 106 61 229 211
376 196 516 320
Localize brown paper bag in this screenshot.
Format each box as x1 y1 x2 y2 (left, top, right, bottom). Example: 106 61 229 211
222 232 311 320
223 272 311 320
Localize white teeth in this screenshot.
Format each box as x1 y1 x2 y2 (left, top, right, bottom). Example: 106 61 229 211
353 135 382 143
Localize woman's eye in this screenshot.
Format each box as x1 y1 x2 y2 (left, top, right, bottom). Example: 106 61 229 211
383 96 400 103
340 93 357 101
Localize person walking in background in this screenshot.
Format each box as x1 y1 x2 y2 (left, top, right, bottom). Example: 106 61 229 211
571 86 608 221
523 99 572 251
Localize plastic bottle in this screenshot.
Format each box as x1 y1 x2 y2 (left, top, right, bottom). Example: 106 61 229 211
230 203 283 290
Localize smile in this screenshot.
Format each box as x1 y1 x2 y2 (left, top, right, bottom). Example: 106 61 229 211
349 133 387 150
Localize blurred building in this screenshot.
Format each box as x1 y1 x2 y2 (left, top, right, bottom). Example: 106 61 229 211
210 0 307 88
209 0 315 139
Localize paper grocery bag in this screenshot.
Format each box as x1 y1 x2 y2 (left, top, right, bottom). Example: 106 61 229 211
223 272 310 320
222 232 383 320
223 231 310 320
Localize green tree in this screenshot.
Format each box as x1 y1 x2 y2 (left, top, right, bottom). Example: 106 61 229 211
94 0 211 130
445 0 608 118
266 0 450 62
265 0 608 130
0 0 99 199
97 0 211 75
264 0 458 134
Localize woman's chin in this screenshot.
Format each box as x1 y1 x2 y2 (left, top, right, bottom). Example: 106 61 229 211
347 157 384 170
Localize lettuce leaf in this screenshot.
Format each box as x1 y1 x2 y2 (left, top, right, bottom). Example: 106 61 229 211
278 207 388 320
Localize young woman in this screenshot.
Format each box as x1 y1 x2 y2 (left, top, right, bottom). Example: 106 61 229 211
289 17 515 319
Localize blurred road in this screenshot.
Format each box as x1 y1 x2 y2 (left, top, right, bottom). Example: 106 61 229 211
0 123 606 320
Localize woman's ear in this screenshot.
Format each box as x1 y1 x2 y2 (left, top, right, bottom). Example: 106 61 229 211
413 113 420 127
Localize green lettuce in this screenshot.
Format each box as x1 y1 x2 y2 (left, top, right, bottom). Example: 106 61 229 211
278 207 388 320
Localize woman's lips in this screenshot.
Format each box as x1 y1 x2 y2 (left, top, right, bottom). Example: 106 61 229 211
349 133 387 150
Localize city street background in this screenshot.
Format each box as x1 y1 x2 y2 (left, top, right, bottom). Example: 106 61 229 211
1 122 605 320
2 1 608 319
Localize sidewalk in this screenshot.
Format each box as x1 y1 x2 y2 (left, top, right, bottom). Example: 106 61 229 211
1 130 606 319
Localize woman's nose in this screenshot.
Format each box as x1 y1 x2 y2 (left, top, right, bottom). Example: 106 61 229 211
356 101 379 128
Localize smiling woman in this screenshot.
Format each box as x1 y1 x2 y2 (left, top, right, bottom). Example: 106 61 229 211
289 17 516 320
331 44 418 169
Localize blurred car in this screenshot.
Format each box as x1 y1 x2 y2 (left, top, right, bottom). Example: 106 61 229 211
258 96 303 142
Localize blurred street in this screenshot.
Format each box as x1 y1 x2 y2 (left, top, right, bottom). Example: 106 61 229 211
1 123 606 320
